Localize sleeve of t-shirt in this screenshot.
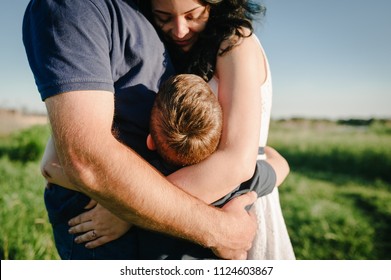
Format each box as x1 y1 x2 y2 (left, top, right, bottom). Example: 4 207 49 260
245 160 277 197
212 160 276 207
23 0 114 100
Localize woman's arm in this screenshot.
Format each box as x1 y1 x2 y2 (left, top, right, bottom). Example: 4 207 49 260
168 33 267 204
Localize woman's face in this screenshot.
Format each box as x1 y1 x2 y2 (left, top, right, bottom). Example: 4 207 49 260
150 0 210 52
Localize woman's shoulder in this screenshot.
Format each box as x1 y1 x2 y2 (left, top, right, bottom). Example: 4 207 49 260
215 28 266 83
219 27 261 53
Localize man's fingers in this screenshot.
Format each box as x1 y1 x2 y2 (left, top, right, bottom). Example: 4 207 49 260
239 252 247 260
232 251 247 260
213 249 248 260
234 191 257 209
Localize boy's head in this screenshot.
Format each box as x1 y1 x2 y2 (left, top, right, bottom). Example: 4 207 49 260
149 74 223 166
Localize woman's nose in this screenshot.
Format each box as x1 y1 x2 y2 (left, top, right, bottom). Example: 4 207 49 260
171 17 189 39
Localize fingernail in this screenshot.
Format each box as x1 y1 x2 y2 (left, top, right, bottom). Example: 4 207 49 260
74 237 80 244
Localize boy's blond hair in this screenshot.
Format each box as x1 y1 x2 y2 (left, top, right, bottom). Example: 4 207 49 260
150 74 223 166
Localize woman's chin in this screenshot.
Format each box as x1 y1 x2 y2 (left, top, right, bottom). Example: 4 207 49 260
180 46 192 52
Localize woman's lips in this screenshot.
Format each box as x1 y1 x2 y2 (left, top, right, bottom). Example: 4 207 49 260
173 38 193 47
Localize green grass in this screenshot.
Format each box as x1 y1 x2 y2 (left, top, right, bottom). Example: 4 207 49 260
1 120 390 259
0 125 59 259
269 119 391 182
279 171 391 259
269 119 391 259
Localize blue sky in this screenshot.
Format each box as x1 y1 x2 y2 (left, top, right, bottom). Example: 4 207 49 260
1 0 390 119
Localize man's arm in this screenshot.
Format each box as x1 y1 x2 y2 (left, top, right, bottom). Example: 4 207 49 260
45 89 257 259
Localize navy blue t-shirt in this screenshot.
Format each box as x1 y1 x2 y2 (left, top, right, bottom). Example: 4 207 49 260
23 0 175 223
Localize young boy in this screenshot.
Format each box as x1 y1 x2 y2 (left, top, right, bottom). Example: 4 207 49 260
41 74 289 259
147 74 223 171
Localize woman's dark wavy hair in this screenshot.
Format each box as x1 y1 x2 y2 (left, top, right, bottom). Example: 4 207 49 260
136 0 266 81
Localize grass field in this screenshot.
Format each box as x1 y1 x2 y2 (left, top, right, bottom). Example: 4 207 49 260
269 118 391 259
1 118 390 259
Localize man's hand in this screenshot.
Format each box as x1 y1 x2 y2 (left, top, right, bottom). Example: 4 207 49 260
211 191 257 259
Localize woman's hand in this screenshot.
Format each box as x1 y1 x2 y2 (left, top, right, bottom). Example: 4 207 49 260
68 200 132 248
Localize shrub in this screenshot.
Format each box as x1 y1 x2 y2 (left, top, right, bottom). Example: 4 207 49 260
0 125 50 163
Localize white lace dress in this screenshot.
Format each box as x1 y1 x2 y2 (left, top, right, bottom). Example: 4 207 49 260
208 34 295 260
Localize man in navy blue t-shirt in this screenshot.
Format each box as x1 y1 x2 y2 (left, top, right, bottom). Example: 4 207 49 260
22 0 257 259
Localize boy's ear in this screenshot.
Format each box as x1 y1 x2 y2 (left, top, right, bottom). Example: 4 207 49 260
146 134 156 151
